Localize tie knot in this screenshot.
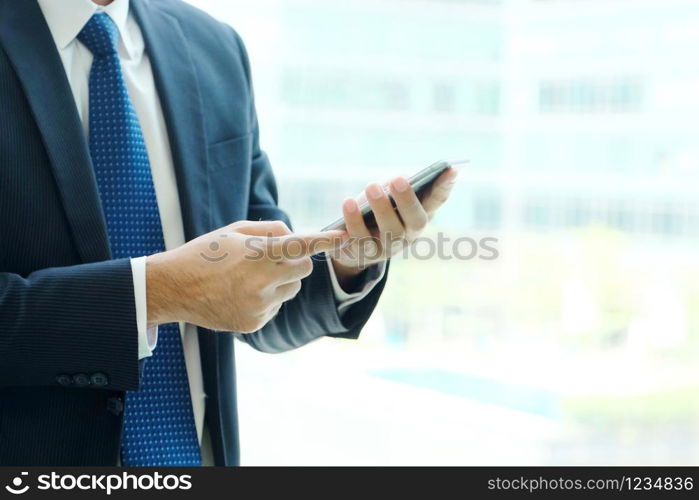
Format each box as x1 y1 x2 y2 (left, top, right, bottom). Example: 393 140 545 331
77 13 119 57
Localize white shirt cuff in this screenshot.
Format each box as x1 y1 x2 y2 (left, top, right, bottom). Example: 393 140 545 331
130 256 158 359
325 258 386 316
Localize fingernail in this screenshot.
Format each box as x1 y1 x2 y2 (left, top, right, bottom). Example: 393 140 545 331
393 177 409 193
367 184 384 200
344 198 357 213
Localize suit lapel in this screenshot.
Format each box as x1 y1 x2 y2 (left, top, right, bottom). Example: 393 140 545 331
0 0 111 263
0 0 210 256
131 0 210 242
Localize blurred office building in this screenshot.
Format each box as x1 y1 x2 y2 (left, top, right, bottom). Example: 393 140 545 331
190 0 699 464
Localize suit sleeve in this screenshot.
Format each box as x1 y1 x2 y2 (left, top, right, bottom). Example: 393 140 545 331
0 258 140 390
230 31 388 353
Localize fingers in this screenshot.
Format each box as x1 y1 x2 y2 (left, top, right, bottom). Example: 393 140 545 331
389 176 428 236
275 257 314 284
233 220 292 237
342 198 372 240
337 197 382 262
421 167 458 216
270 230 347 258
365 183 404 239
274 280 303 304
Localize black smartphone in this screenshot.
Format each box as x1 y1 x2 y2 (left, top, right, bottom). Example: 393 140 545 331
321 159 468 231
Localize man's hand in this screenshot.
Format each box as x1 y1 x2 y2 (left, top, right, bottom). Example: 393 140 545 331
146 220 346 333
330 167 459 288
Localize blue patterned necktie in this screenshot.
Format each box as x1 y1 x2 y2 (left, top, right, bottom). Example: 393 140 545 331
78 13 201 466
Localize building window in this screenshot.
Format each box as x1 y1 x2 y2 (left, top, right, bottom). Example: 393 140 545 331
538 78 642 114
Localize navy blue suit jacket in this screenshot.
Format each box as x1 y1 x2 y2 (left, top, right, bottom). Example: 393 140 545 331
0 0 386 465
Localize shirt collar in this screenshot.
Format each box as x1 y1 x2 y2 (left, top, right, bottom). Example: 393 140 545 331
38 0 134 58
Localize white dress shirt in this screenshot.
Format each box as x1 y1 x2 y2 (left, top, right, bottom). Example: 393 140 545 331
37 0 384 465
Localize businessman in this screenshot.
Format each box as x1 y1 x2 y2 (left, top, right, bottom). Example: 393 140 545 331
0 0 457 466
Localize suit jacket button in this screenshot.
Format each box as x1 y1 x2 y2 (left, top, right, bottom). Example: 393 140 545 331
56 374 72 386
107 397 124 415
90 372 109 387
72 373 90 387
